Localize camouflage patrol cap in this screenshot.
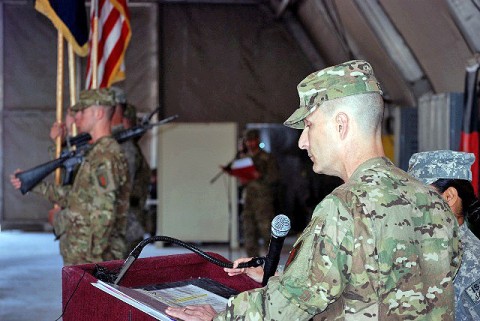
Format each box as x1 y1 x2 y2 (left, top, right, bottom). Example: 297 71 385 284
71 88 116 111
407 150 475 185
123 103 137 123
110 86 126 105
284 60 383 129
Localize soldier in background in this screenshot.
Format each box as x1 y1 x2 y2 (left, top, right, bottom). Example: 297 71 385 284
123 103 152 244
240 128 280 257
110 86 151 253
408 150 480 321
10 88 130 265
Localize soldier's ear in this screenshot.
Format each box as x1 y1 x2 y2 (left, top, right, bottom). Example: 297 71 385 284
94 105 106 120
335 112 348 139
442 187 462 219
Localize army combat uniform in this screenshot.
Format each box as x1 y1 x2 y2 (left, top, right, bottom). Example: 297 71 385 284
242 148 279 257
407 150 480 320
33 136 130 265
455 224 480 320
215 157 460 320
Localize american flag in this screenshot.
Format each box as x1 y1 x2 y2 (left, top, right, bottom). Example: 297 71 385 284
85 0 131 89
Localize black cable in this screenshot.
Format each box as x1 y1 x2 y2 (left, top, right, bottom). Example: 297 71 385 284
54 270 86 321
113 235 265 285
93 264 121 283
132 236 264 268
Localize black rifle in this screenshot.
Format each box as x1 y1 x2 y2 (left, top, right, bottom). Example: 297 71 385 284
114 114 178 143
15 114 178 195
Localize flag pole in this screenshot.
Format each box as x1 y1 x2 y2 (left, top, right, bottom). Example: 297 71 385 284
55 30 65 185
92 0 99 89
68 43 78 136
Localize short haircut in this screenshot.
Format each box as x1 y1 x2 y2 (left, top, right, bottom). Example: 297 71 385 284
321 92 384 134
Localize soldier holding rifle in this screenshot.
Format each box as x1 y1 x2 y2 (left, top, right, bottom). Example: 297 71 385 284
10 88 130 266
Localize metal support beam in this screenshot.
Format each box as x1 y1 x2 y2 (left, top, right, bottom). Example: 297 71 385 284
267 0 326 70
354 0 432 98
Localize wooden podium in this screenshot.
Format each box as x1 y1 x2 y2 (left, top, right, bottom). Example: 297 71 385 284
61 252 261 321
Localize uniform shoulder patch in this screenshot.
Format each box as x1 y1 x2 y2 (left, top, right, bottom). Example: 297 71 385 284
95 166 115 193
97 170 109 188
285 240 303 268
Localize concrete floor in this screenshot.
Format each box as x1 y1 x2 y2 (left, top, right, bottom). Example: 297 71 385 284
0 230 294 321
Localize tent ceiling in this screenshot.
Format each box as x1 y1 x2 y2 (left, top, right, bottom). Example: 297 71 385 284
270 0 479 106
135 0 478 106
282 0 480 105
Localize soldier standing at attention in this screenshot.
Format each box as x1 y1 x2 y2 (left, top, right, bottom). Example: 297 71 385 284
166 60 461 320
240 128 279 257
123 103 152 240
110 86 151 253
10 88 130 266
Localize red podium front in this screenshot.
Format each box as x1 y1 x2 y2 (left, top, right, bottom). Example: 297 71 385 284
61 252 261 321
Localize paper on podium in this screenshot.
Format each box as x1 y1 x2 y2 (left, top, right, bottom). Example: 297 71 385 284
92 278 235 321
228 157 257 181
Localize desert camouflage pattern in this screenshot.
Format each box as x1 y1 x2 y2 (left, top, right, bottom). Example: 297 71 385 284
33 136 130 265
455 224 480 320
408 150 475 185
215 157 460 320
284 60 383 129
242 149 280 257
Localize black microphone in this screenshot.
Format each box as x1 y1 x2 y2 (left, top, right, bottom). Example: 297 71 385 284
262 214 291 286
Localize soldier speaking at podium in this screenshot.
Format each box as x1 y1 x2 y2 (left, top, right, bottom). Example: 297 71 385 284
166 60 460 320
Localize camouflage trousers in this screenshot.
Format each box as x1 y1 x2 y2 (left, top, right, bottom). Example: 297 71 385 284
242 193 275 257
125 210 145 255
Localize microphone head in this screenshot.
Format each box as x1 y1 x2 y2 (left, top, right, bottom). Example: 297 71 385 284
271 214 291 238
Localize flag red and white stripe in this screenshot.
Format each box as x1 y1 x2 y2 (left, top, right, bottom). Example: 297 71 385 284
85 0 131 89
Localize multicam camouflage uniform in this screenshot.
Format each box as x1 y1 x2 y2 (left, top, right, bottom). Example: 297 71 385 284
33 136 130 265
242 148 279 257
213 61 460 320
113 124 151 253
215 157 460 320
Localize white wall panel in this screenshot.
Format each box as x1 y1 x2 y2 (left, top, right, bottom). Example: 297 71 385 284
157 122 238 246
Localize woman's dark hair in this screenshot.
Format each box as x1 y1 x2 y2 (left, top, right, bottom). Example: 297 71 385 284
432 178 480 238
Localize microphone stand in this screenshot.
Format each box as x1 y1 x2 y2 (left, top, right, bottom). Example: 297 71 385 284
113 235 265 285
210 149 245 185
209 158 234 184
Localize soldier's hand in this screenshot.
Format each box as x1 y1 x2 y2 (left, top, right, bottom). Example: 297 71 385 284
48 205 61 226
10 169 22 190
224 257 264 283
166 304 217 321
50 121 66 142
